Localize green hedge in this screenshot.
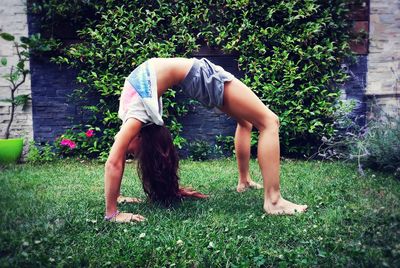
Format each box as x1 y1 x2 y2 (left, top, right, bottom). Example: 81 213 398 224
31 0 352 158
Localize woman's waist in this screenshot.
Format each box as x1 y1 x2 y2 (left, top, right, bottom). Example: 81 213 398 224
149 58 195 90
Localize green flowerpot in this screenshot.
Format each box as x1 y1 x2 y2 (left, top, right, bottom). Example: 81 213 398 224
0 138 23 164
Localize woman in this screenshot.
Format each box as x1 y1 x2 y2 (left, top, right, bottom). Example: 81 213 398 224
104 58 307 222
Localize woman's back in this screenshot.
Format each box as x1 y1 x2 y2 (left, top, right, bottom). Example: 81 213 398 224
149 58 194 96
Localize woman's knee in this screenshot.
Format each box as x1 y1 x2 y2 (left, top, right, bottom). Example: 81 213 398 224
255 111 280 132
237 119 253 131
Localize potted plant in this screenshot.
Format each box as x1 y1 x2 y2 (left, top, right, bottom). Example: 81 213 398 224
0 32 32 163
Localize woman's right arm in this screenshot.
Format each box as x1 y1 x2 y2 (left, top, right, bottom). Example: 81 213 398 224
104 118 145 222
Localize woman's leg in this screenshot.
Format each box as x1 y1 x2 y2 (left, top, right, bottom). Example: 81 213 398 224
221 78 307 214
235 119 263 192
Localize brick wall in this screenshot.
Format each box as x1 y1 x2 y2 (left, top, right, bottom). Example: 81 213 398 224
367 0 400 116
27 12 98 143
29 57 84 142
0 0 33 155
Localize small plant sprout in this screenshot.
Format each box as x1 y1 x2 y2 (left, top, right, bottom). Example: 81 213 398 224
0 32 31 139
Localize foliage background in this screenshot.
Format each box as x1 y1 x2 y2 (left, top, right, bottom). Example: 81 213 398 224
29 0 353 158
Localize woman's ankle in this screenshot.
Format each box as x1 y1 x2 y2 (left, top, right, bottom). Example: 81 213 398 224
265 190 281 205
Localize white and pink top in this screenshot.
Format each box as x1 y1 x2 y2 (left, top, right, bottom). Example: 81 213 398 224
118 60 163 126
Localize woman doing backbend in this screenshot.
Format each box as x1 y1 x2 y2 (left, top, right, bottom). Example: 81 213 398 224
104 58 308 222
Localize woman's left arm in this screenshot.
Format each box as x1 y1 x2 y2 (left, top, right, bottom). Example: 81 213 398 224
104 118 143 222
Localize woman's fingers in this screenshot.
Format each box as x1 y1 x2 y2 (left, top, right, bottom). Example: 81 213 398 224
114 212 146 223
179 188 209 199
117 196 143 204
131 214 146 222
192 192 209 199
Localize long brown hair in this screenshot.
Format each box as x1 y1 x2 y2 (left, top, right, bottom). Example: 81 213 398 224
136 124 207 206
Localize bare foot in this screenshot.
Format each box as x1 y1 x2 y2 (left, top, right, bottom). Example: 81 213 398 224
237 180 263 193
117 195 142 204
264 197 308 215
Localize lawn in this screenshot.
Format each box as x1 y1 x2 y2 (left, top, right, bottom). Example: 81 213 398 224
0 159 399 267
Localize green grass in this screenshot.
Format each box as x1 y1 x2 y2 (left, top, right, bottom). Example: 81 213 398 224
0 159 399 267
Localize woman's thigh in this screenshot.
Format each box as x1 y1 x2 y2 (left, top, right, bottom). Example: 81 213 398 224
220 78 278 130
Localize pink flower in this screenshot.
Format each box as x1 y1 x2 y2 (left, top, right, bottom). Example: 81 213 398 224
85 129 94 138
60 139 71 146
60 138 76 149
68 141 76 149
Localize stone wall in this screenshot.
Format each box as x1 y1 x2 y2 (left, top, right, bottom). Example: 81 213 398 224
367 0 400 116
0 0 33 154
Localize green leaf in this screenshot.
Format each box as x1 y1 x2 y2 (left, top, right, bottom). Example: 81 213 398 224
0 32 15 41
1 58 6 66
13 94 31 107
20 36 30 44
17 61 25 70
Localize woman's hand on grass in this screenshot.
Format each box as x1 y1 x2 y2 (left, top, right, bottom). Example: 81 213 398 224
114 212 146 223
179 187 209 199
117 195 142 204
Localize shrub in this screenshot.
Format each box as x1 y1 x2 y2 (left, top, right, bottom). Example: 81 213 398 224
53 126 111 161
216 135 235 156
315 102 400 178
27 141 56 163
30 0 353 158
216 131 259 157
313 100 359 160
353 113 400 178
188 140 223 161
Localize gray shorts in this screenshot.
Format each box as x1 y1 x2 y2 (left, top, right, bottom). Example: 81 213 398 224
178 58 235 108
